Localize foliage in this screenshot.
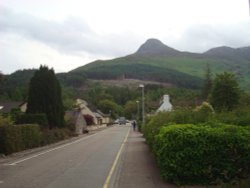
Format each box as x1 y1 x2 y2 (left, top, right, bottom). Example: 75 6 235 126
210 72 240 111
0 115 13 126
40 128 72 146
27 66 65 128
57 72 86 88
202 64 213 100
97 99 123 118
214 107 250 126
78 63 203 89
154 124 250 185
124 100 138 119
0 124 41 155
16 113 48 128
0 69 36 101
194 101 214 114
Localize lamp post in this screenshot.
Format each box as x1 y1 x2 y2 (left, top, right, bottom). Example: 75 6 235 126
139 84 145 126
136 100 139 121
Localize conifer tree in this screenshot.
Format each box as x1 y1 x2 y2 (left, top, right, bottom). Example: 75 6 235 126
27 65 64 128
209 72 240 111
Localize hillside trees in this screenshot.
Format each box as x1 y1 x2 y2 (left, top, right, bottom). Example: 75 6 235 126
210 72 240 111
27 66 65 128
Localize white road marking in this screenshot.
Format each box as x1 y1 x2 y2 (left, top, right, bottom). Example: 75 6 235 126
4 128 108 166
0 180 4 183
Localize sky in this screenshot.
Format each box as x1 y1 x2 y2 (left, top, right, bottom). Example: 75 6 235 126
0 0 250 74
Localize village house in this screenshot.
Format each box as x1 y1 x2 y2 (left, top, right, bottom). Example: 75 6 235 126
65 109 87 135
75 99 109 125
156 94 172 112
0 101 27 114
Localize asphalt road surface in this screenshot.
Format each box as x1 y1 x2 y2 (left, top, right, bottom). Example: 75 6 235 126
0 125 130 188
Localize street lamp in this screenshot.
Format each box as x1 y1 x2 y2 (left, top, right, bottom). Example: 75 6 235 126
136 100 139 121
139 84 145 126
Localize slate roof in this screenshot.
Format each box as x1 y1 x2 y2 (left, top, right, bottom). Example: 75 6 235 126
0 101 23 113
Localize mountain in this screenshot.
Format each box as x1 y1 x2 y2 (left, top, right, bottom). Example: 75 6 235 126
1 39 250 100
72 39 250 90
204 46 250 61
134 38 181 56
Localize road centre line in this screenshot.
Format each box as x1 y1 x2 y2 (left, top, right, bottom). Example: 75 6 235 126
5 128 109 166
103 127 130 188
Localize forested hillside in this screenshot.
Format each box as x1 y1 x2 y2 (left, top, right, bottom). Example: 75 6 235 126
72 39 250 89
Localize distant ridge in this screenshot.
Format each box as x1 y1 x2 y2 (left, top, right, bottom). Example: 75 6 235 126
204 46 250 60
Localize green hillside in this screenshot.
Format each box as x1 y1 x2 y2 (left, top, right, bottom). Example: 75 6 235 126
72 39 250 90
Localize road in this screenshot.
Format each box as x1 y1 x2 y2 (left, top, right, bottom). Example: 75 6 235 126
0 125 130 188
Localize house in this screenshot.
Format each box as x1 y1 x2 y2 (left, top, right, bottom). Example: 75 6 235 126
65 109 87 135
97 110 111 124
0 101 27 113
93 112 103 125
156 94 172 112
76 99 98 125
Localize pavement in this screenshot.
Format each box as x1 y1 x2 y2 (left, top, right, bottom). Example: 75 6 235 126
111 128 177 188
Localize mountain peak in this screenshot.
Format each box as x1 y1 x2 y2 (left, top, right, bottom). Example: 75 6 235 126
135 38 180 56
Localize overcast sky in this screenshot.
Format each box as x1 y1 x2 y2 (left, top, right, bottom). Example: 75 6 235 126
0 0 249 74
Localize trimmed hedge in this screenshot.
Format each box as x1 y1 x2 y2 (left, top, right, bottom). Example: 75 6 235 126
16 113 48 128
0 124 41 154
40 128 72 146
154 124 250 185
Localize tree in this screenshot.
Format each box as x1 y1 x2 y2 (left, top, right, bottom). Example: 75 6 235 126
27 66 65 128
124 100 137 119
209 72 240 111
97 99 123 118
202 64 213 100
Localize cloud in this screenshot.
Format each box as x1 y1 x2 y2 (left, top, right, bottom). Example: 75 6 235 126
0 6 142 57
170 22 250 53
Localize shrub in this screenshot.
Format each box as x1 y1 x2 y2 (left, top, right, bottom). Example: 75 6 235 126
194 101 214 114
16 113 48 128
0 124 41 155
215 107 250 126
0 115 13 126
143 109 215 148
40 128 72 146
154 124 250 185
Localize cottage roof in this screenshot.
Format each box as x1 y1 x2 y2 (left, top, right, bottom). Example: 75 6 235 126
0 101 23 113
93 112 103 118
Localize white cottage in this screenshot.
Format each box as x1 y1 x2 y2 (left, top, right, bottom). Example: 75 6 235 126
156 94 172 112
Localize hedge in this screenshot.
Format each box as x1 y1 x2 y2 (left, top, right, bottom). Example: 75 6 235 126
16 113 48 128
0 124 41 155
154 124 250 185
40 128 72 146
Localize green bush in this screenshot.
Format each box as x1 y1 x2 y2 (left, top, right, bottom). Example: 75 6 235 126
16 113 48 128
40 128 72 146
0 115 13 126
154 124 250 185
215 107 250 126
143 110 215 148
0 124 41 155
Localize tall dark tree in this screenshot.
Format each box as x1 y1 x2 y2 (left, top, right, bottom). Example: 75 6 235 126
209 72 240 111
27 66 64 128
202 64 213 100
